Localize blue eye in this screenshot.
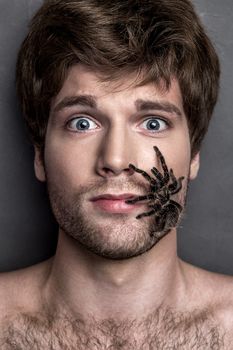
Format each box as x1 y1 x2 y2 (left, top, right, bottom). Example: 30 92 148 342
141 118 168 132
67 117 98 132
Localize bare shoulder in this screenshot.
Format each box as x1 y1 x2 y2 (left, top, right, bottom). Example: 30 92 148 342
179 260 233 334
0 257 53 322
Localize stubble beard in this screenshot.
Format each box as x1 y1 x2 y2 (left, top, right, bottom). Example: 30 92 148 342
45 173 188 260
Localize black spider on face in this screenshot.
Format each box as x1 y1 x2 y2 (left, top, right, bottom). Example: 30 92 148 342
125 146 185 234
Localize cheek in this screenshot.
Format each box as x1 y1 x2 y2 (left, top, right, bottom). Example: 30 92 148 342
44 137 92 189
164 133 191 177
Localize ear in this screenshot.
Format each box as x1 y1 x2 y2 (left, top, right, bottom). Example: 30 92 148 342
189 152 200 180
34 146 46 182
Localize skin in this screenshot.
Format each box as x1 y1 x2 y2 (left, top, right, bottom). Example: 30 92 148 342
37 64 198 315
0 64 233 348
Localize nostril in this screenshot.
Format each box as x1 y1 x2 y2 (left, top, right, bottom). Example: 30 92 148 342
101 166 135 176
102 167 115 175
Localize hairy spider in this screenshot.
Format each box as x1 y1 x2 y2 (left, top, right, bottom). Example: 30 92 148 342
126 146 185 233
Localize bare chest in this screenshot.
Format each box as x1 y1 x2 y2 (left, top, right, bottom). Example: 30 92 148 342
0 310 228 350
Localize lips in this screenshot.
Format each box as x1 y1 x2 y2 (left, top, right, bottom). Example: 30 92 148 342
91 193 137 201
90 193 143 214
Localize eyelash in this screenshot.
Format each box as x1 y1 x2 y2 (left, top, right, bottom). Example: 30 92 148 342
141 117 170 133
65 115 171 134
66 116 100 133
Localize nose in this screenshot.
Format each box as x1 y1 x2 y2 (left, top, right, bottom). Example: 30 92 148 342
95 125 136 177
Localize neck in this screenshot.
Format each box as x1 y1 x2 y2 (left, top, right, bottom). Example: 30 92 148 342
43 229 186 321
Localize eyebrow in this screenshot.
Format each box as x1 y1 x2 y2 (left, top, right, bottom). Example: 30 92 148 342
135 99 182 117
52 94 183 117
53 95 97 114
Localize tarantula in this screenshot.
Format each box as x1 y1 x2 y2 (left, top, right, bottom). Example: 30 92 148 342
126 146 185 233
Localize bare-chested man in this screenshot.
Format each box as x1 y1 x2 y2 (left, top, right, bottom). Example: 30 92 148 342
0 0 233 349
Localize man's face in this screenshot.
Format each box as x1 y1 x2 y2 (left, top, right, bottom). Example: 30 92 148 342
34 65 199 259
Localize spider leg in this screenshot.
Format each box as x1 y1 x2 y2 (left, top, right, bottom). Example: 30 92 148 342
151 167 163 183
169 177 184 195
157 188 170 206
125 194 155 204
150 183 160 192
136 201 162 219
169 168 176 182
148 203 162 210
129 164 157 185
168 170 185 194
151 167 169 191
153 146 170 184
136 209 157 219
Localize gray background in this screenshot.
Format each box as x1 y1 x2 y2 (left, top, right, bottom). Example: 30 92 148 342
0 0 232 274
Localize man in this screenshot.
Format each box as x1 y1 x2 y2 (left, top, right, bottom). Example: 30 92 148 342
0 0 233 348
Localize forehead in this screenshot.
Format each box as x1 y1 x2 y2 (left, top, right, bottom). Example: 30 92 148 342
51 64 184 114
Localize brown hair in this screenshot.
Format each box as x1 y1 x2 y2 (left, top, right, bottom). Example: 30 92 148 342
16 0 220 158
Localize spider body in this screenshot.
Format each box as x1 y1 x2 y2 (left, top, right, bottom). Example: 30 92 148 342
126 146 185 233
